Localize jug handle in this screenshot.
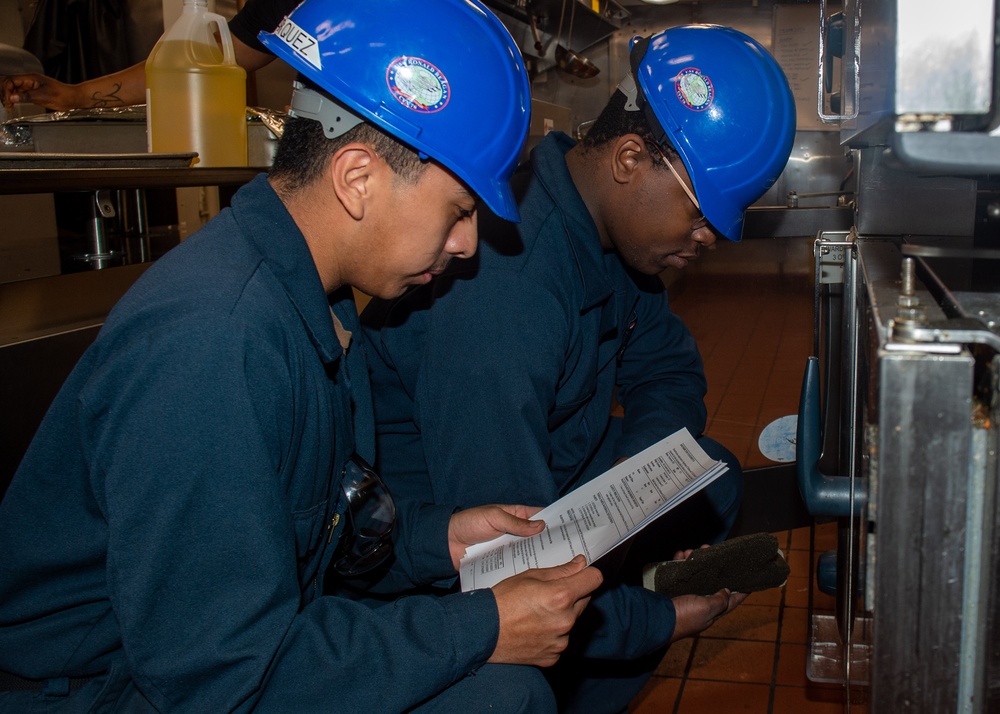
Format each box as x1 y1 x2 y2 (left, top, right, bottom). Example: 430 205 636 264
205 11 237 66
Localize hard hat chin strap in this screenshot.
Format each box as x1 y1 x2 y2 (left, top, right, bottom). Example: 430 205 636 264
289 81 365 140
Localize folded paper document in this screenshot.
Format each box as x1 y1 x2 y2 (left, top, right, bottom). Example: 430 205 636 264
459 428 729 592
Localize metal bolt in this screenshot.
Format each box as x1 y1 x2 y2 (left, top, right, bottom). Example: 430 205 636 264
896 257 924 324
901 257 916 296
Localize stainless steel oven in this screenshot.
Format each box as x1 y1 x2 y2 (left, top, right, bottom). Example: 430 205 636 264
801 228 1000 712
799 0 1000 710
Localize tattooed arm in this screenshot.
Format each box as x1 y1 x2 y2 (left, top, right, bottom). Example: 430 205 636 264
2 35 274 112
2 63 142 111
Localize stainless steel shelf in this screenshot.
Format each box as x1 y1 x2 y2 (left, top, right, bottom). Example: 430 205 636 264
0 166 263 194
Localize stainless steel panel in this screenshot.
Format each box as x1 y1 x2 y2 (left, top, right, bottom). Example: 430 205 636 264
0 263 149 346
0 265 151 496
872 349 977 711
860 239 998 712
811 237 1000 711
743 206 852 239
763 130 851 209
854 148 977 237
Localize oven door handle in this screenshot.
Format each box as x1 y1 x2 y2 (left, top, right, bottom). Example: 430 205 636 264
796 356 865 516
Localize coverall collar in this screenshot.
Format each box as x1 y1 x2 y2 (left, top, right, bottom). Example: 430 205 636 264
233 174 347 365
531 132 615 312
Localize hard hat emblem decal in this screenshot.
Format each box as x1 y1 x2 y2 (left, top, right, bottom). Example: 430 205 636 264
386 57 451 113
674 68 713 111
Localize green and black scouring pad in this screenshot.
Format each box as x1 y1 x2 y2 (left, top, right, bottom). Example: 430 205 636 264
642 532 790 598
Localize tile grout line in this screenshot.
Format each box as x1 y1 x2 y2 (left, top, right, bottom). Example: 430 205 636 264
672 529 799 713
672 627 702 714
766 529 792 714
645 273 819 712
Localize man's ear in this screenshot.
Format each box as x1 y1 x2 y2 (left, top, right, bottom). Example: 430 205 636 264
330 144 378 221
611 134 646 186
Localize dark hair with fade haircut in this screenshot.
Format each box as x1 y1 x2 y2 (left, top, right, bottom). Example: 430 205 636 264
580 88 680 165
269 113 428 197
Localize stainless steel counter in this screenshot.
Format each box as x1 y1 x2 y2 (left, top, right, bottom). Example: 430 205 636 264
0 165 263 194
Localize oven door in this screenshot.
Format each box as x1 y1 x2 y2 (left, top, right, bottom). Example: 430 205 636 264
800 231 1000 712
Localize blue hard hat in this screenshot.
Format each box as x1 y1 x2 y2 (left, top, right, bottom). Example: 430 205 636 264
630 25 796 241
259 0 530 222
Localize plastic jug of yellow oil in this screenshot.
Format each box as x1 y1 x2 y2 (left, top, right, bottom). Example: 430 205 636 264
145 0 247 167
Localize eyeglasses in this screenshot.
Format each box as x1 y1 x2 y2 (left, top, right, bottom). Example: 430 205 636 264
648 142 708 231
332 454 396 577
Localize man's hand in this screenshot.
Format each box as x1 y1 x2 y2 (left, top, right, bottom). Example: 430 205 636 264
667 546 747 641
489 555 603 667
3 74 77 111
670 589 747 641
447 504 545 570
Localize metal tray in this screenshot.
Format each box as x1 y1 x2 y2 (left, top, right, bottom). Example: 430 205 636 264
0 152 196 169
1 107 282 167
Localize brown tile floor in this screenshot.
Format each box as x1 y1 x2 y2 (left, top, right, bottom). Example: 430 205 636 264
628 522 851 713
669 262 814 472
628 245 868 712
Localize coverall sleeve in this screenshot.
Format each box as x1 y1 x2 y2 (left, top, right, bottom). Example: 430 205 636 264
613 280 708 460
365 498 460 593
373 272 678 659
85 317 498 712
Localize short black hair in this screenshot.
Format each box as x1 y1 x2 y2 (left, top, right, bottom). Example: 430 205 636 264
269 114 428 196
580 88 680 165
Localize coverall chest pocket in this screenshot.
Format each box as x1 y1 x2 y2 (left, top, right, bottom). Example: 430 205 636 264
291 497 341 586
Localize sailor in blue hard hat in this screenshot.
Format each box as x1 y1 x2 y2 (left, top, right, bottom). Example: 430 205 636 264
259 0 531 224
623 25 796 243
359 23 797 714
0 1 607 711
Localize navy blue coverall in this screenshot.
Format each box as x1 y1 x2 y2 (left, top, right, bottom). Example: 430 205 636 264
361 132 744 713
0 175 552 713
